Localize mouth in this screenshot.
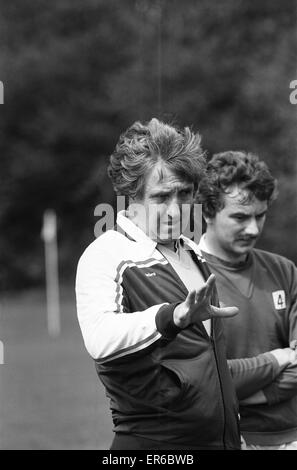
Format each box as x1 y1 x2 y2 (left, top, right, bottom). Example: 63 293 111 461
160 221 180 228
236 238 257 244
156 223 181 238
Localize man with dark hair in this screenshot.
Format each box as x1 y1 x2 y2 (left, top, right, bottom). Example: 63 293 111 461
198 151 297 450
76 119 241 450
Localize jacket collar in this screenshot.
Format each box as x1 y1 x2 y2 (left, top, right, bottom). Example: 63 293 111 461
197 233 209 253
116 211 157 257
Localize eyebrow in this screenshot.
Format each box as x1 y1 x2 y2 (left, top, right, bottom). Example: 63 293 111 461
230 209 267 217
256 210 268 217
150 184 193 197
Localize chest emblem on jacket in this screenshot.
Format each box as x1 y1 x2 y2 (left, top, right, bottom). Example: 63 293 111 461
145 272 156 277
272 290 286 310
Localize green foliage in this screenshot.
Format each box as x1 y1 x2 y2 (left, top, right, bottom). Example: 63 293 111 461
0 0 296 289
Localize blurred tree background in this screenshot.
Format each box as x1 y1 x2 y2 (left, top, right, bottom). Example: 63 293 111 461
0 0 296 290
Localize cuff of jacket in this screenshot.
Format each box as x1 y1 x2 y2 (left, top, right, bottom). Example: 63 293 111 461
155 303 183 340
264 352 282 378
261 353 286 405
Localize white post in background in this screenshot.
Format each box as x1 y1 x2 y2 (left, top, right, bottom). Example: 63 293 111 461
0 340 4 364
0 81 3 104
42 209 61 338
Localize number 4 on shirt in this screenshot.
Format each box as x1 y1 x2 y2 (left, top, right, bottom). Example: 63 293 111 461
272 290 286 310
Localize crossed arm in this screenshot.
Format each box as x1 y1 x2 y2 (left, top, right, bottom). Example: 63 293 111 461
228 347 297 405
229 261 297 406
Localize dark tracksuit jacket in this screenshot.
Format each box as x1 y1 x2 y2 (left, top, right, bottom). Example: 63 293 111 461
200 247 297 445
76 212 241 449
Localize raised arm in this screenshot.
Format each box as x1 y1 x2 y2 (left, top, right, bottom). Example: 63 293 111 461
76 241 238 364
76 241 178 363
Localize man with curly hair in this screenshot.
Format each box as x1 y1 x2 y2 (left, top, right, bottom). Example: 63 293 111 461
76 119 241 450
197 151 297 450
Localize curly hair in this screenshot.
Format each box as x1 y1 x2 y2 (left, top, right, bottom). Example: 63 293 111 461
108 118 206 199
197 151 278 218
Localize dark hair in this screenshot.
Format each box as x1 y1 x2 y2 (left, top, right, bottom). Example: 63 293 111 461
197 151 278 218
108 118 206 199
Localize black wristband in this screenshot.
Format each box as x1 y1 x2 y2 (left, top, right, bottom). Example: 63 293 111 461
155 303 183 340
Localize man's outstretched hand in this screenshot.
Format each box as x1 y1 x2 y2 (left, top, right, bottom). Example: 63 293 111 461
173 274 239 329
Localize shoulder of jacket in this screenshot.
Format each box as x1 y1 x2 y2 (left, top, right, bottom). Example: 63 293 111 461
78 229 131 264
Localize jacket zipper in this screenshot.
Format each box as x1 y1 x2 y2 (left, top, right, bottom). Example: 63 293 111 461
210 323 227 449
190 249 228 449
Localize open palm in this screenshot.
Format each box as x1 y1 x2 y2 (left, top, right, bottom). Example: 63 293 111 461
173 274 239 329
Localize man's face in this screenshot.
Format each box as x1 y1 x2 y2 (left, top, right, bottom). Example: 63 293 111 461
128 164 194 245
206 185 268 261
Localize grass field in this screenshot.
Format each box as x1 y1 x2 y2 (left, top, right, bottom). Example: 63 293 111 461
0 286 113 449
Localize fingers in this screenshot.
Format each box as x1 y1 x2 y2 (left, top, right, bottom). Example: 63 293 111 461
270 347 297 367
186 290 196 307
202 274 215 295
204 274 216 298
206 273 216 286
195 285 207 302
195 274 216 302
288 349 297 364
281 347 297 364
211 305 239 318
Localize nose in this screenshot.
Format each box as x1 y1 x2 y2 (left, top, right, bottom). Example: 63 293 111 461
166 198 181 222
244 217 260 237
